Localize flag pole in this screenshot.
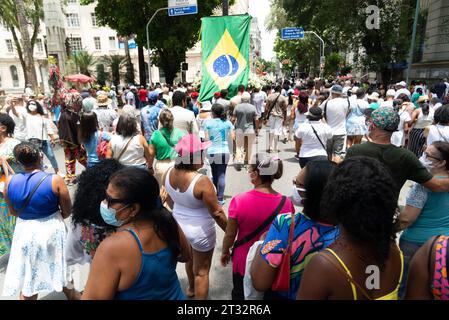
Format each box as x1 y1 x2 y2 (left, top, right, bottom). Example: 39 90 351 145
222 0 228 16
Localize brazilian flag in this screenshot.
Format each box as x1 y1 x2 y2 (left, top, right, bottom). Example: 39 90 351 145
198 14 252 102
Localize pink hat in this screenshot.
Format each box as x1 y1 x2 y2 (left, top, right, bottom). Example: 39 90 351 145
175 134 211 157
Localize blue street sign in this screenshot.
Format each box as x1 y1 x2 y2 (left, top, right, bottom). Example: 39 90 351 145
168 5 198 17
281 27 305 40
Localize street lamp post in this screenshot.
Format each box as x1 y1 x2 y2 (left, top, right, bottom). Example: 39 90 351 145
304 31 325 79
405 0 420 85
146 7 168 87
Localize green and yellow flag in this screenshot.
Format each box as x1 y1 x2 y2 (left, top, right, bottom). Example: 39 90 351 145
198 14 252 102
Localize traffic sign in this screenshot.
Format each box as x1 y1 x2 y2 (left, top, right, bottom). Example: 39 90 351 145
281 27 304 40
168 0 198 17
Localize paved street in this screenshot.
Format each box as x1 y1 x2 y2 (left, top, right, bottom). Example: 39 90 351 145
0 132 410 300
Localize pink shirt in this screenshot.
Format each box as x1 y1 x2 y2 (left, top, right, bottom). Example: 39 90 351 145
228 190 295 276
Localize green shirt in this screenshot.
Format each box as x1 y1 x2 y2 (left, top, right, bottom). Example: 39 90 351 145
346 142 433 191
150 127 186 161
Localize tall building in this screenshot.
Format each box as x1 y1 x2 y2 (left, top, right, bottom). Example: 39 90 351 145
409 0 449 82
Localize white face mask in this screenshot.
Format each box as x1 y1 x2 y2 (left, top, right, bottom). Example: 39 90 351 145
28 104 37 112
291 185 305 207
419 154 440 170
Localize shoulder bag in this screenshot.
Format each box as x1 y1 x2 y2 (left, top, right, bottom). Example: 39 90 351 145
264 93 282 123
115 135 135 161
231 196 286 257
271 211 295 292
15 173 51 216
436 126 449 143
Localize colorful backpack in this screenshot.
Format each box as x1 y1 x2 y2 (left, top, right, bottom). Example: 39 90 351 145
96 132 108 160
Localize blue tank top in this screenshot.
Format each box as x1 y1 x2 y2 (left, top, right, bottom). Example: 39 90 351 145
7 171 59 220
114 229 185 300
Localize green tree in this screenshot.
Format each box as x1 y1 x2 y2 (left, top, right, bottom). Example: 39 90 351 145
324 52 344 78
275 0 417 82
0 0 43 92
102 54 126 87
81 0 234 85
73 50 96 77
96 64 108 86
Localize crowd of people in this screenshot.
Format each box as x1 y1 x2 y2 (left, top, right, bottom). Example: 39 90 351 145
0 75 448 301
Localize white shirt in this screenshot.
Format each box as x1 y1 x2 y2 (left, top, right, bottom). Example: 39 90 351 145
170 106 199 135
319 97 350 135
26 114 55 141
395 88 411 99
110 134 146 166
9 106 27 141
391 110 411 147
295 121 332 158
381 100 394 108
427 124 449 146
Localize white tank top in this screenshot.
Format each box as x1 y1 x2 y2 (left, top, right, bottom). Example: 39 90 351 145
164 167 214 227
415 108 435 129
111 134 146 166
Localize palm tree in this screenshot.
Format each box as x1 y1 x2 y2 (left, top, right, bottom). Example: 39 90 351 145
102 54 126 87
73 50 96 77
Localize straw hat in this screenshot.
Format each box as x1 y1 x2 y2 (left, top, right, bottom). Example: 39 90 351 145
96 94 112 107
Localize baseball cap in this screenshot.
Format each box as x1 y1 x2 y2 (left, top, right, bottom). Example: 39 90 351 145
396 81 406 87
191 92 199 99
331 85 343 95
305 106 323 120
175 134 212 157
148 91 159 100
371 107 400 132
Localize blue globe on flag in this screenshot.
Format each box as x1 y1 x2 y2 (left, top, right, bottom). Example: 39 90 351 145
213 55 239 78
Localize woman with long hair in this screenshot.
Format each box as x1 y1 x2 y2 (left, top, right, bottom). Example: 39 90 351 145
297 157 403 300
79 112 111 168
148 109 186 185
408 97 435 157
82 167 191 300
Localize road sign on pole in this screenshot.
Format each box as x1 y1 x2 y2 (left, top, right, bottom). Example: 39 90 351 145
168 0 198 16
281 27 304 40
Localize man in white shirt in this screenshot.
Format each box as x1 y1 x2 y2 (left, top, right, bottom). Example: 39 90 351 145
170 91 199 135
295 106 332 168
394 81 411 99
319 84 350 162
382 89 396 108
8 96 28 141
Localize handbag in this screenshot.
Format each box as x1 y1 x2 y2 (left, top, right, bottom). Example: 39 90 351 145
96 132 108 160
231 196 287 257
271 211 295 292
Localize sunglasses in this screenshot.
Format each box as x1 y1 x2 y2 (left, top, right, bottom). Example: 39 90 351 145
425 153 443 162
104 193 129 208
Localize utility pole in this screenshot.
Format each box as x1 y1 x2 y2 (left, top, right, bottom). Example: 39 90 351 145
405 0 420 85
222 0 229 16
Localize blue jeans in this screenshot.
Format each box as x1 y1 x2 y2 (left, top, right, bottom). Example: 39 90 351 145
398 238 423 299
208 153 229 202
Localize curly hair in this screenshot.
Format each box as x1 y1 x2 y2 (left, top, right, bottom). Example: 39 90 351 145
72 159 124 229
320 156 399 268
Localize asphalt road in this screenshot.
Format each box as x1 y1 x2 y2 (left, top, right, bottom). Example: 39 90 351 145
0 131 410 300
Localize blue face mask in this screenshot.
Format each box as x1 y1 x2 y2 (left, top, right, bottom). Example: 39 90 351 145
100 201 129 227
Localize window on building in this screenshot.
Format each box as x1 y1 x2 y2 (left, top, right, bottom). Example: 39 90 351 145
36 38 43 52
5 39 13 53
91 13 97 27
94 37 101 50
10 66 19 87
69 37 83 52
109 36 116 49
66 13 80 27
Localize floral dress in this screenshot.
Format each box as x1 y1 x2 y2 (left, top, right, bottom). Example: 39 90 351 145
0 138 21 256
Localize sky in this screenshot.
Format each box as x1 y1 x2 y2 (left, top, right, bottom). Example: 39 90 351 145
248 0 276 61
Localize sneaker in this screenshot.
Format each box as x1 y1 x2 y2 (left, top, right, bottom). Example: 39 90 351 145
218 200 226 206
294 154 300 161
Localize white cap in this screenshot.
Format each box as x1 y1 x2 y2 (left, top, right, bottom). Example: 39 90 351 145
367 92 380 101
386 89 396 97
201 101 212 111
396 81 406 87
351 86 359 94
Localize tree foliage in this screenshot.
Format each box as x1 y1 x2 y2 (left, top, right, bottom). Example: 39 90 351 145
0 0 43 91
73 50 96 77
96 63 107 86
102 54 126 87
269 0 418 81
81 0 234 85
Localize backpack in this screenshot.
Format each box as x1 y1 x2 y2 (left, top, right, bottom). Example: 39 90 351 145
96 132 108 160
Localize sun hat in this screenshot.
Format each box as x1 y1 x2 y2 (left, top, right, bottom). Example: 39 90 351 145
305 106 323 120
175 134 212 157
331 85 343 95
351 86 360 94
96 94 112 107
367 92 380 101
371 107 399 132
386 89 396 97
201 101 212 111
